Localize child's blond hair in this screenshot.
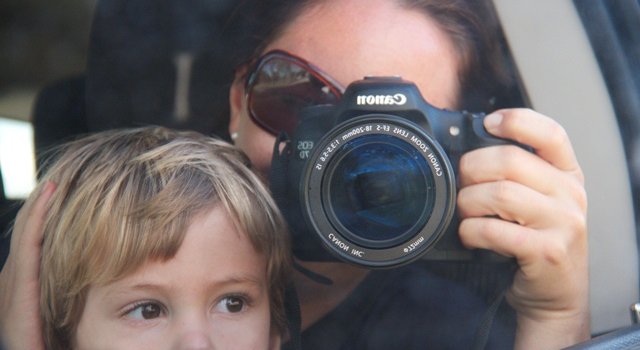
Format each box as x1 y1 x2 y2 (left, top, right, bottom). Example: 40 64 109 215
31 126 290 350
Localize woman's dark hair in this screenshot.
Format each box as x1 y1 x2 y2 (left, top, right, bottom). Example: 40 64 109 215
400 0 524 110
227 0 525 111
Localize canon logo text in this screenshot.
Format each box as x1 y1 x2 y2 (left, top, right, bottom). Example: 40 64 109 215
356 93 407 106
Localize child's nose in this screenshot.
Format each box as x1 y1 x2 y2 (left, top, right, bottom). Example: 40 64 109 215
177 332 214 350
173 314 214 350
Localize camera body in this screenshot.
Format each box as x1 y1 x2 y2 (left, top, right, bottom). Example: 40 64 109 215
270 77 513 268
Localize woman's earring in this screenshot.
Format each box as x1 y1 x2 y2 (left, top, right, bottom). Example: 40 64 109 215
231 132 239 141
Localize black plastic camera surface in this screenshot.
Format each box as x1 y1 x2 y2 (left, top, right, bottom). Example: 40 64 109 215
270 76 514 269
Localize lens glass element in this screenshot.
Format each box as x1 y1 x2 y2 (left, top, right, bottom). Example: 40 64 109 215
325 134 436 247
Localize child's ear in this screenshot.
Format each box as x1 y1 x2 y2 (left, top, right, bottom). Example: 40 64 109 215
228 68 247 139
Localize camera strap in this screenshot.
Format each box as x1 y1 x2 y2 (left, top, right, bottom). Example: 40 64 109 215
271 133 302 350
270 132 336 287
472 288 508 350
269 132 291 218
283 282 302 350
471 261 517 350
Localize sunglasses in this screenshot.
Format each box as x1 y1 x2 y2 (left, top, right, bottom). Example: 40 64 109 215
244 50 344 136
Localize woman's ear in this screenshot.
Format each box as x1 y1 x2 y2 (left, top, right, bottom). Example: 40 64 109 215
228 69 247 138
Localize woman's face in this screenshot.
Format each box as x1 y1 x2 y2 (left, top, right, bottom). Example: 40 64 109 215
74 206 278 350
229 0 461 177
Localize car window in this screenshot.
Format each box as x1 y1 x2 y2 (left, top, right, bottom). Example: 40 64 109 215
575 0 640 227
494 0 640 335
575 0 640 332
1 0 640 347
0 116 35 199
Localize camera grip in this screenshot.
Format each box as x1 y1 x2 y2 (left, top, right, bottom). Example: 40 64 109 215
470 113 533 151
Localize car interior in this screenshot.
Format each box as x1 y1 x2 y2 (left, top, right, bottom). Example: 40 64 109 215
1 0 639 348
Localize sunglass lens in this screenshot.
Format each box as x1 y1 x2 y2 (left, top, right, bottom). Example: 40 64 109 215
248 57 340 135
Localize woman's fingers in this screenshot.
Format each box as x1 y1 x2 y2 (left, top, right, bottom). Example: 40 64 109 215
458 180 557 228
483 109 584 183
11 181 56 278
457 108 588 322
458 216 537 259
458 145 587 213
0 181 55 350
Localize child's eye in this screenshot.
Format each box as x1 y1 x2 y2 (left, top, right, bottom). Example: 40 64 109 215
216 295 247 313
125 302 165 320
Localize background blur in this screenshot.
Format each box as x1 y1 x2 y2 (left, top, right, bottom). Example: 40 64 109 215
0 0 96 198
0 0 95 121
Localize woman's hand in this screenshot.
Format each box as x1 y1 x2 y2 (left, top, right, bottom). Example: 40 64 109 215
457 109 589 349
0 182 55 350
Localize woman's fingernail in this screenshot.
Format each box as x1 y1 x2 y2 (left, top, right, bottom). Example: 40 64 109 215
484 113 503 131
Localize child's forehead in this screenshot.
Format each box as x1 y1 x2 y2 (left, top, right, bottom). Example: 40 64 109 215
97 213 269 297
91 205 267 289
143 206 266 275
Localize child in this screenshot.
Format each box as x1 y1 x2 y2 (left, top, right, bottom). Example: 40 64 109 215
32 126 290 349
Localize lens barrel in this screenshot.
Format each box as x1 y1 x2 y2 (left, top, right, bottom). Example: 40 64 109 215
302 115 456 268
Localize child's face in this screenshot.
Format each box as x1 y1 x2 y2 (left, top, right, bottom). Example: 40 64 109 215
74 206 278 349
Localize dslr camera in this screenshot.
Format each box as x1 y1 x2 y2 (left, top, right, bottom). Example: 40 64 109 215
270 77 515 269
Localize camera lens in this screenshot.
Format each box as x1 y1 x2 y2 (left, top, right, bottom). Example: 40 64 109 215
324 134 436 248
303 117 456 267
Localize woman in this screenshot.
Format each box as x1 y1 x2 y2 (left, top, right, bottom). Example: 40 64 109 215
227 0 588 349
